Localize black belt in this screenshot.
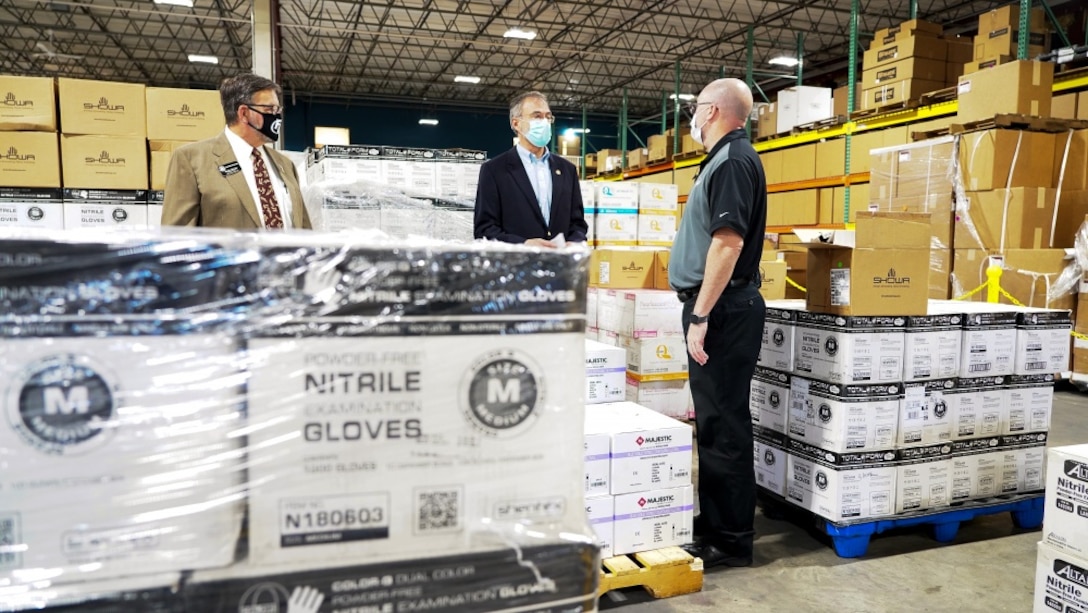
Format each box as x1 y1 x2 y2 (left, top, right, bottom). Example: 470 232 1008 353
676 274 759 302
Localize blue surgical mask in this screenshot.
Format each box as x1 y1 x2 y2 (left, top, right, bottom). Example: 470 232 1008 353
526 119 552 148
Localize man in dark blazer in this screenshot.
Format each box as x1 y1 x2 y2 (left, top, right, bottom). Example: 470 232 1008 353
474 91 587 247
162 73 312 230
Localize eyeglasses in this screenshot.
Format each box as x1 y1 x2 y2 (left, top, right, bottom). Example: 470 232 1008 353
246 103 283 114
520 112 555 123
686 101 714 115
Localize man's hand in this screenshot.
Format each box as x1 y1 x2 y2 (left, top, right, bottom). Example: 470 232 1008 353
687 322 709 366
524 238 557 248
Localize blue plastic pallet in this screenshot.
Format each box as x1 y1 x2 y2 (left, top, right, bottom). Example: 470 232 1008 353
817 495 1045 558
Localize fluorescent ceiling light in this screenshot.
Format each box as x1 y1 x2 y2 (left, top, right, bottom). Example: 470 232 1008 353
565 128 590 134
454 75 481 84
418 118 439 126
668 93 695 101
188 54 218 64
154 0 194 6
769 56 801 67
503 28 537 40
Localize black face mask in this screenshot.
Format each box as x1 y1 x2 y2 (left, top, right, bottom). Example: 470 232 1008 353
245 105 282 142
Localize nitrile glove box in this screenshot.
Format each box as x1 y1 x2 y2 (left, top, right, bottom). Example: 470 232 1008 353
618 289 683 338
750 366 789 434
950 376 1008 439
585 401 693 495
759 300 801 371
1043 444 1088 558
793 311 906 384
898 379 956 447
1006 374 1054 434
585 338 626 404
895 443 952 514
587 286 598 328
584 431 611 496
1034 542 1088 613
585 495 615 559
787 376 900 453
903 313 962 381
1015 308 1071 375
786 439 898 522
625 374 689 420
612 486 694 556
621 334 687 377
956 306 1018 377
595 182 639 208
754 425 789 497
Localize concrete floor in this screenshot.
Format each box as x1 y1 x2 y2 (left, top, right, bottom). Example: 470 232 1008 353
600 386 1088 613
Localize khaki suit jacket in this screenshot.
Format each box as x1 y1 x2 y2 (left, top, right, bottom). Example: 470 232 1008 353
161 132 312 230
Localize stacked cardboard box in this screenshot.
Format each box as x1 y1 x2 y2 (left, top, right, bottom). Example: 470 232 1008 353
0 75 63 230
595 182 639 246
637 182 679 246
860 19 949 110
776 87 833 133
968 4 1048 75
584 402 694 557
957 60 1053 124
581 179 597 245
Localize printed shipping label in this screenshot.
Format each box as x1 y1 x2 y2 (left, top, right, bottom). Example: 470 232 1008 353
831 269 850 306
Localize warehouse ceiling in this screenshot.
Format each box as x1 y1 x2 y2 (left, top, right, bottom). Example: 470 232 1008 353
0 0 1081 118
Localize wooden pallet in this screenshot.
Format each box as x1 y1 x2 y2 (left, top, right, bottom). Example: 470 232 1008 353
754 130 790 142
599 546 704 599
911 126 951 141
791 115 847 134
647 156 671 166
849 99 920 120
919 86 957 105
672 149 706 161
950 114 1088 134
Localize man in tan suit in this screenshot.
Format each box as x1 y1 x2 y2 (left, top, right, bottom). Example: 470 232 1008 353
162 73 312 230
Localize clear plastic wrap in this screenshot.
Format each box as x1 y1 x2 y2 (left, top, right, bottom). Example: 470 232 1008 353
0 227 597 612
303 179 475 241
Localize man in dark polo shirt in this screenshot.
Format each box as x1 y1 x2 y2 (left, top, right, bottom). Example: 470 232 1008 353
669 78 767 569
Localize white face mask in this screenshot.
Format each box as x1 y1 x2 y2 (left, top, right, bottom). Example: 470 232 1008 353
690 108 707 146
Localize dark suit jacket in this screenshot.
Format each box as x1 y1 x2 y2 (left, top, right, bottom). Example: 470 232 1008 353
161 133 312 230
473 147 588 243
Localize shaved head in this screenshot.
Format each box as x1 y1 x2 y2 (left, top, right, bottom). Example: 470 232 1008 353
701 78 754 127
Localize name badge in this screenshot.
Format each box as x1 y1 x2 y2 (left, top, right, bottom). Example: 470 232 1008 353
218 162 242 177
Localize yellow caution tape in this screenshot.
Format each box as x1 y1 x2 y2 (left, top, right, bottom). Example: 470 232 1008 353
786 276 807 293
1072 331 1088 342
952 282 988 301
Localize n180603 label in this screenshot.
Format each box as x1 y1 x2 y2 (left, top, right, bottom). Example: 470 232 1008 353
280 493 390 547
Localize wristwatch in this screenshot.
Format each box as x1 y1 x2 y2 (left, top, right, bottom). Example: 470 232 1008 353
689 313 709 325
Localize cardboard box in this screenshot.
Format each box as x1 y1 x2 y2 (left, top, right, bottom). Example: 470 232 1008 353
958 129 1055 191
815 138 846 178
625 374 689 419
58 78 147 137
832 84 862 117
848 131 883 174
585 495 614 558
596 182 638 208
653 250 671 290
757 102 779 138
934 300 1020 377
882 126 910 148
0 75 56 131
1044 445 1088 557
647 134 674 162
831 184 866 223
956 61 1053 125
145 87 222 141
761 150 784 185
612 486 693 556
759 300 802 371
1015 309 1071 375
776 86 832 133
979 5 1046 34
1080 92 1088 120
754 426 789 497
60 135 148 190
963 55 1014 74
956 188 1056 250
1035 543 1088 613
0 131 60 188
949 435 1002 499
759 259 788 301
637 212 677 246
780 144 817 183
584 432 612 496
62 189 149 229
1053 93 1078 120
681 134 704 155
148 139 191 191
618 289 683 338
751 367 790 434
899 379 956 447
945 36 974 64
778 189 820 226
0 194 63 230
863 37 948 69
638 182 679 212
788 376 901 452
584 401 693 495
861 57 946 90
585 339 626 405
622 334 687 378
862 79 945 110
590 247 656 288
1055 130 1088 192
818 188 835 224
792 311 907 384
801 212 931 317
625 147 649 169
596 210 639 245
870 136 957 204
895 443 952 513
1006 374 1054 434
952 249 1075 310
786 439 898 522
904 313 963 381
872 19 943 44
951 375 1008 442
973 29 1047 62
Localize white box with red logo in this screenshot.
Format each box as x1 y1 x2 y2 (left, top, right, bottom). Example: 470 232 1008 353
611 486 694 556
585 495 615 559
585 401 692 495
585 339 626 404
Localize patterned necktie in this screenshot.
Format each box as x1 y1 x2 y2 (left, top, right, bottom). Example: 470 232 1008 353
251 147 284 229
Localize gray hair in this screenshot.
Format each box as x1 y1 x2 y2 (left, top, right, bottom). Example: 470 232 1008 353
220 73 282 125
509 91 549 125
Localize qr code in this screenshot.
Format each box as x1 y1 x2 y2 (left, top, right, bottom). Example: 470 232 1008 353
414 488 463 534
0 513 21 570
